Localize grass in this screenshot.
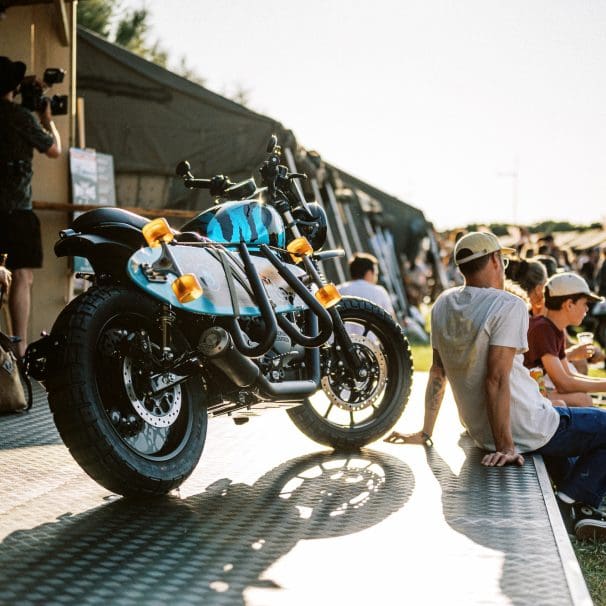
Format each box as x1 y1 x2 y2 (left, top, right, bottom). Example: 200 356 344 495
572 539 606 603
410 343 606 603
410 344 433 372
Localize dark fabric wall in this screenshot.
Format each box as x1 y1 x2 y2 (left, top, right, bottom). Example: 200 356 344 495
77 27 292 210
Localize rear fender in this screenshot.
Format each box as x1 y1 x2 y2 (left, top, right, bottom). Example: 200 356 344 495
54 232 135 277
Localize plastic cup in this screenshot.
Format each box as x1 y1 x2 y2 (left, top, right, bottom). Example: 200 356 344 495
577 331 594 344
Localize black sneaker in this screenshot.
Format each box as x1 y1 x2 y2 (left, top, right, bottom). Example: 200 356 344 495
555 495 576 536
571 502 606 540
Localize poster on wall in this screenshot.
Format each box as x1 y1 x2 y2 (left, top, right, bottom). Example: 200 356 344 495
69 147 116 274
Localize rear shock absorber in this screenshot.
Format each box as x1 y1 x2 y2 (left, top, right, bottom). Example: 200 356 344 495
158 304 176 361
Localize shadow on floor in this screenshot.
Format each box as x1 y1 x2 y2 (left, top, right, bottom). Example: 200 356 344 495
425 437 571 606
0 448 414 605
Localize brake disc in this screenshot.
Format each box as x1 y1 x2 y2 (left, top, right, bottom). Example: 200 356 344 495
320 334 387 412
122 357 182 428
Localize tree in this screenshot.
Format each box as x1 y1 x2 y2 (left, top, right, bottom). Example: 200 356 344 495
77 0 117 38
78 3 190 76
114 8 168 67
76 2 249 105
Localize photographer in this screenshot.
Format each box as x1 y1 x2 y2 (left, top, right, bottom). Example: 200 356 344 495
0 56 61 357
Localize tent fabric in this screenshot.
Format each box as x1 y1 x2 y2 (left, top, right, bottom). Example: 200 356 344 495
77 27 292 210
329 164 428 262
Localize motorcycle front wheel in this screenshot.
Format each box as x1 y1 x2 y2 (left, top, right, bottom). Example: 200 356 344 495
287 297 412 449
46 286 207 497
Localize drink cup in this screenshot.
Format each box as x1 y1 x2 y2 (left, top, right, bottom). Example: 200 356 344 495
577 332 594 345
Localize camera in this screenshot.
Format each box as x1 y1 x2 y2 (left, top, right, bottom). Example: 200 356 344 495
20 67 68 116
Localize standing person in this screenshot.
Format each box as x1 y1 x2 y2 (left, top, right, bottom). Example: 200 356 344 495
339 252 395 318
385 231 606 539
0 56 61 357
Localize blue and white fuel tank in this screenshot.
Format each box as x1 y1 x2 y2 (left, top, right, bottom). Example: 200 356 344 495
180 200 286 249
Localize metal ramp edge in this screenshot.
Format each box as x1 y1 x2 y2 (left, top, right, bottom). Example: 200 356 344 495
533 455 593 605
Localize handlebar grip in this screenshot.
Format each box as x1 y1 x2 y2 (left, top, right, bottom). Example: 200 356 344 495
183 178 212 190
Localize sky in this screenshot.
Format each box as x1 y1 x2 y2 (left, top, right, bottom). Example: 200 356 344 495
119 0 606 230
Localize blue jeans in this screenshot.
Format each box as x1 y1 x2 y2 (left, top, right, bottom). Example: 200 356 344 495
537 407 606 508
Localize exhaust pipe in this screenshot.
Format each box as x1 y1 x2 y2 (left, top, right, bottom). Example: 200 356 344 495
199 326 320 399
199 327 260 387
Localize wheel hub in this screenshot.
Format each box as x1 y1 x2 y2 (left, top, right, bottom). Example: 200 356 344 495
122 357 182 428
320 334 387 412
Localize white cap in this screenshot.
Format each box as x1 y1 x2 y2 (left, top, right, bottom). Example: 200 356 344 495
545 272 603 302
454 232 515 266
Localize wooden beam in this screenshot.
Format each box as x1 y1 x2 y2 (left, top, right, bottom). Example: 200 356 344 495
33 200 200 219
53 0 69 46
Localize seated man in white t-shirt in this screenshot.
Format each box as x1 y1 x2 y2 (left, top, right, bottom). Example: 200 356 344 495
339 252 395 318
385 231 606 540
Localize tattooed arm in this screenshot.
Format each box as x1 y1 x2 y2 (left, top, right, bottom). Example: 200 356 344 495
481 345 524 466
384 349 447 445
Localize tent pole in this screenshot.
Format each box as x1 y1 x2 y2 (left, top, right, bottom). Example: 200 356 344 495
342 203 364 253
427 229 449 292
310 179 346 284
325 183 353 261
376 225 410 317
361 214 405 321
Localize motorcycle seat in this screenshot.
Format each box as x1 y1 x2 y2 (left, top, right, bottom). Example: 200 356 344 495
72 208 149 233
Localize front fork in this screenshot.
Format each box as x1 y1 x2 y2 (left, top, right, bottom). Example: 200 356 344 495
281 206 362 375
328 306 365 376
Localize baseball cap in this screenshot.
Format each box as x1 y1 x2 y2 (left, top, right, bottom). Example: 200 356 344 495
0 56 26 96
545 272 603 302
454 232 515 266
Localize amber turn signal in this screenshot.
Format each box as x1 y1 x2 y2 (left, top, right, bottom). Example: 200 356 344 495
315 283 342 308
172 273 203 303
287 237 313 264
142 218 174 247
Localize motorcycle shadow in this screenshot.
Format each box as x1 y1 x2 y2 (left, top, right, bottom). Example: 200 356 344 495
0 449 414 605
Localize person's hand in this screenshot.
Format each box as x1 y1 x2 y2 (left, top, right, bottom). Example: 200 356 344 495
0 267 12 291
384 430 431 446
566 342 594 361
589 344 605 364
37 97 53 126
481 448 524 467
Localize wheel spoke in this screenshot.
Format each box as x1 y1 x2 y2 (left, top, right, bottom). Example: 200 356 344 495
324 402 334 419
349 410 355 428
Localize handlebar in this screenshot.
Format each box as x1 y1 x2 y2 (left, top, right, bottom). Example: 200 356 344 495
176 138 308 206
183 178 212 190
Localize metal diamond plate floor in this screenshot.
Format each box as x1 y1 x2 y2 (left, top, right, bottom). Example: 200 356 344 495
0 373 591 606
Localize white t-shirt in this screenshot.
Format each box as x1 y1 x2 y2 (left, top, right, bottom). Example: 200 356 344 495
431 286 560 452
339 279 395 316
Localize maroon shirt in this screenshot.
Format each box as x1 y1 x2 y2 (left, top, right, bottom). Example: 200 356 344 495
523 315 566 370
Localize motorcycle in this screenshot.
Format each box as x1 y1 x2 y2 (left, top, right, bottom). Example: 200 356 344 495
25 136 413 497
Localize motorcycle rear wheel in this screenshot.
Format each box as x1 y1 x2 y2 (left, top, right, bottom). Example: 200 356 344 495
46 286 207 497
287 297 412 449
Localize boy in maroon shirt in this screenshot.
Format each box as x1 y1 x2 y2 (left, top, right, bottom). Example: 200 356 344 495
524 273 606 405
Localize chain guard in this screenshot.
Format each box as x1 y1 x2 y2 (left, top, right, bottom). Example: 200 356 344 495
320 334 387 412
